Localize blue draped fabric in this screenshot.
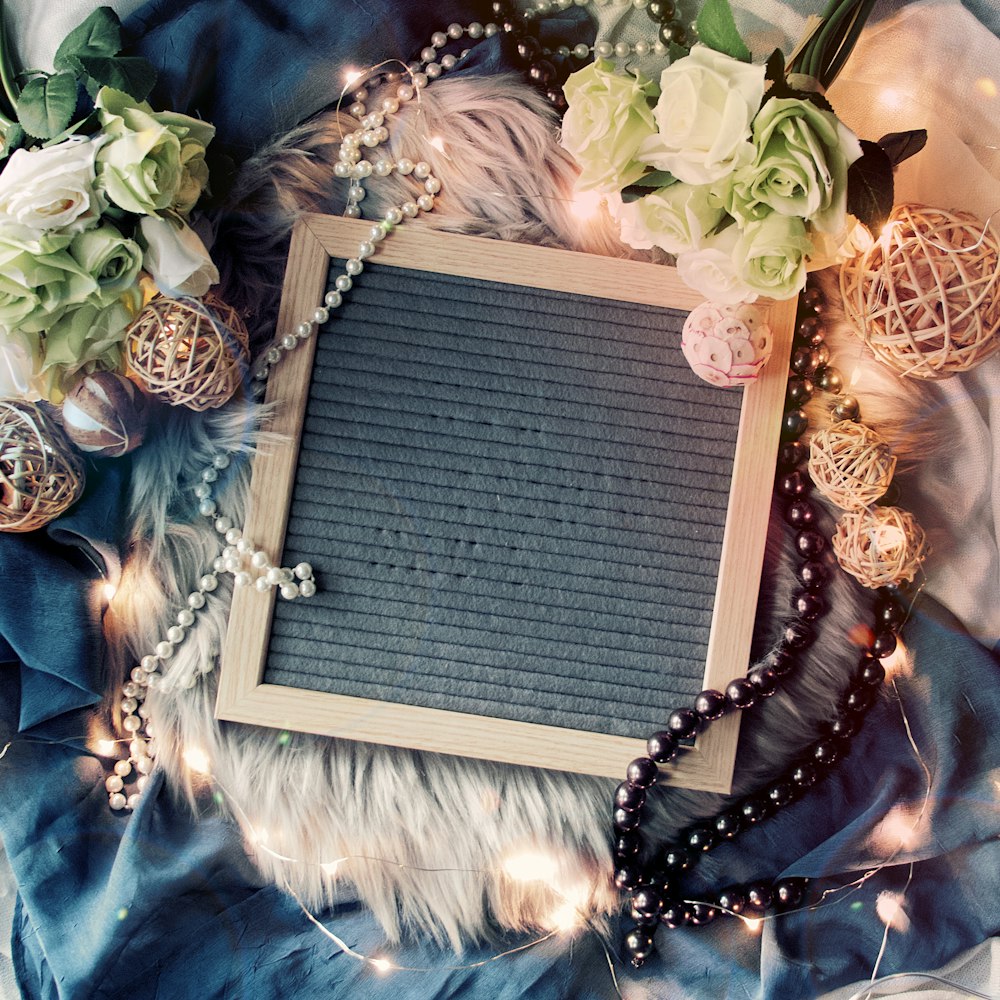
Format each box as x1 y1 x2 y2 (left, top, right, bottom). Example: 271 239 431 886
3 608 998 999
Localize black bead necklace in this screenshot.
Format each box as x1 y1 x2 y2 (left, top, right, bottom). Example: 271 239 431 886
613 278 910 967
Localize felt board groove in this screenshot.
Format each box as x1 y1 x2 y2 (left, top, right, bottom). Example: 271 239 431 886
267 262 736 739
218 216 797 788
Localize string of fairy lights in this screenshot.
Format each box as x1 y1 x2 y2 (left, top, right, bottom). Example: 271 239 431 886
5 647 981 998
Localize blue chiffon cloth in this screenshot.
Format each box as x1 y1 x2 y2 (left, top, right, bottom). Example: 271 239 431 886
3 601 998 999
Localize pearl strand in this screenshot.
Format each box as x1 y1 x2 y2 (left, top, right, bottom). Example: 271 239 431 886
109 47 445 813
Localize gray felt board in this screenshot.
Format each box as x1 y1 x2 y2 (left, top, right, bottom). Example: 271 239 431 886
264 263 744 739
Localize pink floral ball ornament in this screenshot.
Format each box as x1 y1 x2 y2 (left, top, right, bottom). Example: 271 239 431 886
681 302 773 387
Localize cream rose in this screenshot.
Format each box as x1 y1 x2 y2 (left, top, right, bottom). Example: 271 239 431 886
736 215 814 300
0 329 43 398
561 60 658 192
95 88 215 216
676 227 753 304
139 215 219 296
639 46 765 186
0 137 106 233
728 97 863 233
610 183 724 255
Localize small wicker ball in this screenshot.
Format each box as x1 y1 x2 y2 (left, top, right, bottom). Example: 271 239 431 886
62 371 149 458
125 292 249 410
808 420 897 511
840 203 1000 379
832 505 928 589
681 301 773 387
0 400 86 532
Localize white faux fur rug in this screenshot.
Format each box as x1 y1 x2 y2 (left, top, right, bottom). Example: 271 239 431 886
103 73 932 949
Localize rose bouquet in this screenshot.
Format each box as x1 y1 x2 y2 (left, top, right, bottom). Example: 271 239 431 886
560 0 924 304
0 6 218 401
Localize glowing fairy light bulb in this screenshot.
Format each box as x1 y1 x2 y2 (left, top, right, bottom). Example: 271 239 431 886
320 861 341 877
502 850 559 884
975 77 997 98
546 902 583 934
428 135 446 153
876 891 911 932
182 745 211 774
343 68 363 87
370 957 393 974
741 916 763 933
571 187 602 221
103 582 117 601
97 739 117 757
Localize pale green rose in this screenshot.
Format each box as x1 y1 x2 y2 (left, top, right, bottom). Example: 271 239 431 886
155 109 215 214
639 45 765 186
610 183 725 255
95 88 215 216
561 60 658 192
69 224 143 305
736 215 814 300
728 97 863 233
40 289 142 376
0 227 97 334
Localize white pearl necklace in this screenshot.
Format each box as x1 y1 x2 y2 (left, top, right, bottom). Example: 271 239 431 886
107 20 451 814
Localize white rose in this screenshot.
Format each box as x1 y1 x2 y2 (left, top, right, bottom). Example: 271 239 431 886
0 329 43 398
139 216 219 296
561 60 658 192
0 137 106 233
639 45 765 186
609 183 724 255
676 227 755 304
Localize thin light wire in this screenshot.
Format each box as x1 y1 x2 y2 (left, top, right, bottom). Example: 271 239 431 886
284 875 565 975
864 861 915 998
843 969 995 1000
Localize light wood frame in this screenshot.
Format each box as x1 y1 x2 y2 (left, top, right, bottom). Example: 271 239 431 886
216 214 796 792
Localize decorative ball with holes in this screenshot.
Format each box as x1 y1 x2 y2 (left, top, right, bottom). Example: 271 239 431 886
62 370 150 457
681 301 773 387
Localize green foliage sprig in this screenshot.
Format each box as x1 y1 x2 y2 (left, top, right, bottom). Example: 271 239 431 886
0 4 156 152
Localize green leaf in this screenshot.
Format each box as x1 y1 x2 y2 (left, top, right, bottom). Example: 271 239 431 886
764 48 785 83
877 129 927 167
629 170 679 189
16 72 77 139
706 214 736 237
695 0 752 62
0 119 23 159
42 113 93 147
846 139 894 231
53 7 121 72
76 55 156 101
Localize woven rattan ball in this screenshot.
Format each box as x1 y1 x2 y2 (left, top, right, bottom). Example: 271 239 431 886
125 292 249 410
840 203 1000 379
808 420 897 511
832 506 928 589
0 400 85 532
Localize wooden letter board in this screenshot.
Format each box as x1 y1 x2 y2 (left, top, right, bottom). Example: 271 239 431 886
216 214 796 792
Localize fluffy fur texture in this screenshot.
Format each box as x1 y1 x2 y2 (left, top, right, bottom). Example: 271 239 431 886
103 73 935 949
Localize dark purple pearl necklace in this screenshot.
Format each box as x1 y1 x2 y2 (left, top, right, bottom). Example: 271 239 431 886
615 279 910 968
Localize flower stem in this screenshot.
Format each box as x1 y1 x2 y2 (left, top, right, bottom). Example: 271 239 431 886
0 0 21 120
